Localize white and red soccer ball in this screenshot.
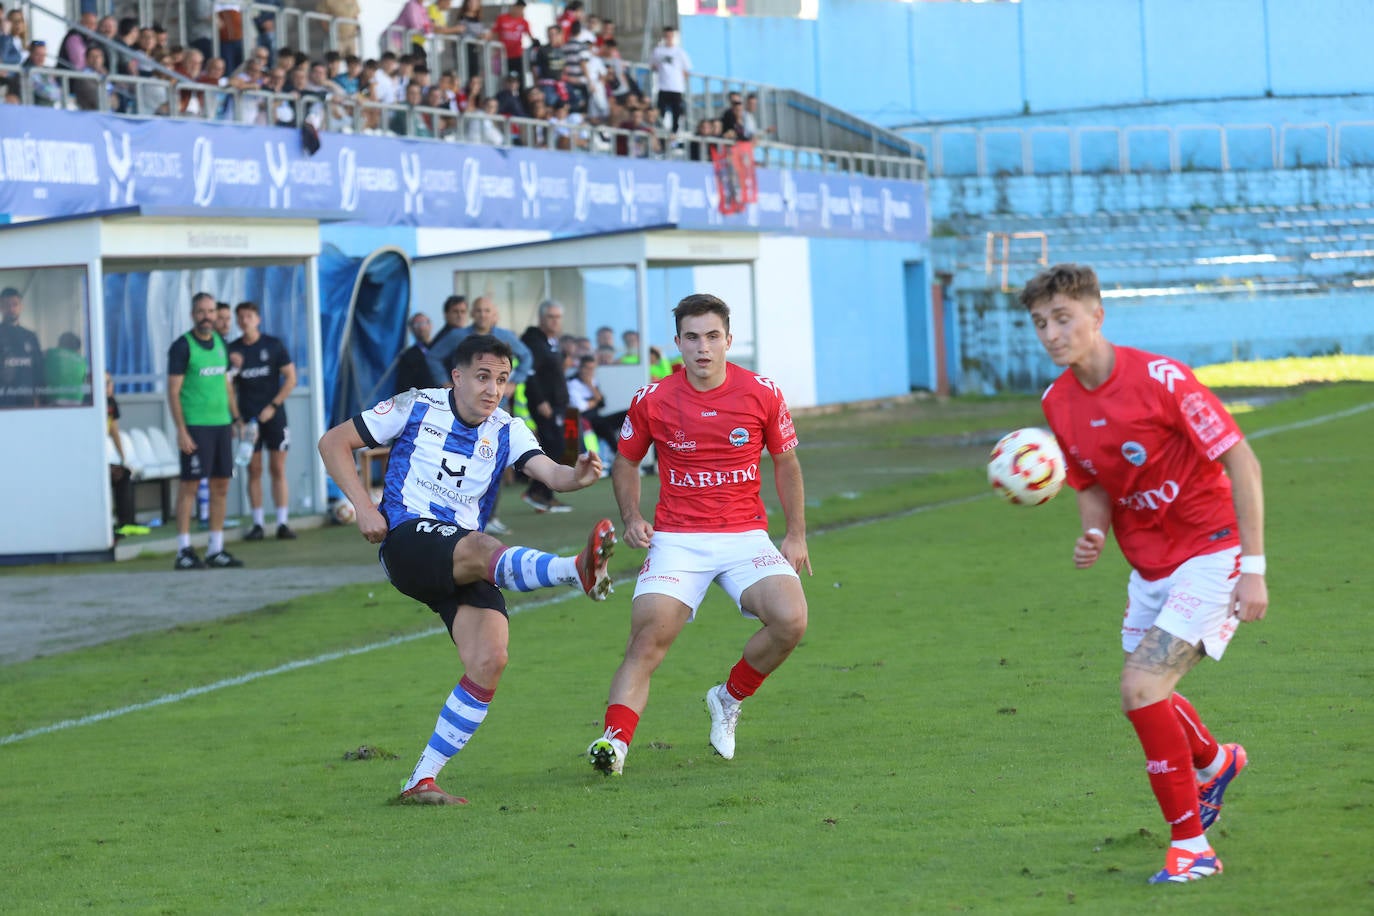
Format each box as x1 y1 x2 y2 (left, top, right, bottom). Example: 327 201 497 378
988 427 1067 506
332 499 357 524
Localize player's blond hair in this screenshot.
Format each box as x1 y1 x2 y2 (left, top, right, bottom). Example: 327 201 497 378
1019 264 1101 310
673 293 731 334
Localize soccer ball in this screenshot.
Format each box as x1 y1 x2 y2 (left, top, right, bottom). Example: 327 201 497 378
332 499 357 524
988 427 1066 506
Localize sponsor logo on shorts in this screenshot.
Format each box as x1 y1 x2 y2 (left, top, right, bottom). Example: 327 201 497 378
752 552 789 569
641 575 681 585
729 427 749 447
416 520 459 537
1121 440 1147 466
1217 617 1237 644
1165 591 1202 621
639 558 650 574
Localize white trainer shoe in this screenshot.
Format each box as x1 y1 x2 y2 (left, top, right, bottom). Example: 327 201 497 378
587 728 628 776
705 684 741 759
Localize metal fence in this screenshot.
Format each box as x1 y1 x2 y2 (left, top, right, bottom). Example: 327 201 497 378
902 120 1374 177
0 62 923 181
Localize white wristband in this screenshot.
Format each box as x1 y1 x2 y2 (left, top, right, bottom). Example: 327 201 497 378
1238 555 1266 576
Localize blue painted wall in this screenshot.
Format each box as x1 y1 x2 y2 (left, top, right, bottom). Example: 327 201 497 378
807 236 915 404
681 0 1374 125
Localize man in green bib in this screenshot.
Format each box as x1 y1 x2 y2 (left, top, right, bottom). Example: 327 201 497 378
167 292 245 570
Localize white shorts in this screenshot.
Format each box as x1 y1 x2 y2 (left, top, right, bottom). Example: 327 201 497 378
1122 547 1241 661
633 530 800 620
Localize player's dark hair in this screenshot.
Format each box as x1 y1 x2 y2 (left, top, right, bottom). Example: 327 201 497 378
191 291 215 310
1019 263 1101 310
673 293 730 334
0 287 20 299
443 294 467 311
234 300 259 315
446 333 513 373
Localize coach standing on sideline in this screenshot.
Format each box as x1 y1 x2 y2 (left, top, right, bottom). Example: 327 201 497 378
168 292 244 570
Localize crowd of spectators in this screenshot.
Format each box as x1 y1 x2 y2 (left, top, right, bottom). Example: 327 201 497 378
0 0 756 162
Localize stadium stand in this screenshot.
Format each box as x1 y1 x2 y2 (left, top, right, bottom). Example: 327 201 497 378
0 0 922 178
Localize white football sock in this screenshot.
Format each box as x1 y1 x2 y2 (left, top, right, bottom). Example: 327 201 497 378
252 507 265 526
1175 834 1211 854
1196 746 1226 784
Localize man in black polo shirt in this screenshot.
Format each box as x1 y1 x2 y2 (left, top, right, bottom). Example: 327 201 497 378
228 301 297 540
0 287 44 408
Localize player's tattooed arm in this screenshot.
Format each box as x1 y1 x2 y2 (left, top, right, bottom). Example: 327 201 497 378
1125 627 1204 678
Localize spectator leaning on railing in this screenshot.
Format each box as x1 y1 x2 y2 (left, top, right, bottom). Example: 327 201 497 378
24 41 62 107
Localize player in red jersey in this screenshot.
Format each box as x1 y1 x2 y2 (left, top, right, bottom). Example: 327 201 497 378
586 294 812 775
1022 264 1269 884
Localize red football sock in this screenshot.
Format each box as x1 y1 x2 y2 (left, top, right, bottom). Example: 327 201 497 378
1126 699 1204 842
1171 692 1219 771
604 704 639 745
724 657 767 701
459 674 495 704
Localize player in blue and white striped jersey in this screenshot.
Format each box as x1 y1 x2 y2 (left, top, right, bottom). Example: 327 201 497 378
318 333 616 805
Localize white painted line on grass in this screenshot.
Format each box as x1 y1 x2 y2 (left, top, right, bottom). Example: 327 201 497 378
6 397 1370 747
1247 399 1374 439
0 588 589 747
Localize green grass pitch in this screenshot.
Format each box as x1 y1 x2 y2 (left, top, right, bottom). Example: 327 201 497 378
1 384 1371 913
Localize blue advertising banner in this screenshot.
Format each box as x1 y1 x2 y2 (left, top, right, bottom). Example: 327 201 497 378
0 109 927 242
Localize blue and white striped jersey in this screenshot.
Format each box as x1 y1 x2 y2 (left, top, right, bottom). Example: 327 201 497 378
352 387 542 531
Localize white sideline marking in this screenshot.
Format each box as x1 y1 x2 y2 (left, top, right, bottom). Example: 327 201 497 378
5 398 1370 747
1247 399 1374 439
1 588 585 747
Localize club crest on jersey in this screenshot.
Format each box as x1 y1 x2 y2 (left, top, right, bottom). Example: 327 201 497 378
620 417 634 440
477 439 495 460
729 427 749 447
1122 441 1147 466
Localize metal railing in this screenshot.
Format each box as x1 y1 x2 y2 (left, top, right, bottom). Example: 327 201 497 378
903 120 1374 177
378 25 505 88
0 61 925 183
681 72 922 161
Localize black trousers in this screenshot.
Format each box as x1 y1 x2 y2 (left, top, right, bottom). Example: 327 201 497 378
527 411 565 503
657 90 684 132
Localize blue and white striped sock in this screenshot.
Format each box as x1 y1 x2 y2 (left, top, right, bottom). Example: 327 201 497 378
490 546 579 592
403 677 493 791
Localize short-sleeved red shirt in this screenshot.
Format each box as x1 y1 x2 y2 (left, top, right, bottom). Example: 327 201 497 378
619 362 798 533
1041 346 1242 581
492 13 532 59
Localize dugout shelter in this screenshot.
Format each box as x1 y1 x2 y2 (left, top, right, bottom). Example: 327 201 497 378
0 208 336 564
410 227 770 413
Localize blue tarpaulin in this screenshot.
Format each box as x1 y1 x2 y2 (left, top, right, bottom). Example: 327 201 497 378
318 244 411 427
